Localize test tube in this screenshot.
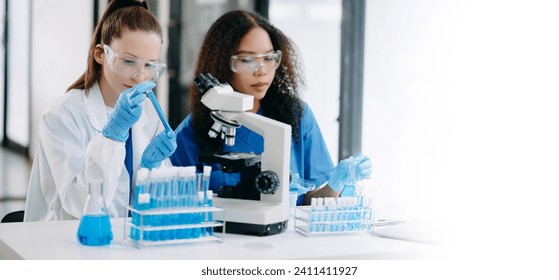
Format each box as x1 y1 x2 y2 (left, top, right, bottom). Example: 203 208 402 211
185 166 197 239
168 168 180 240
289 191 298 221
349 197 358 231
176 167 188 239
182 166 196 238
309 198 318 233
202 166 212 207
131 168 149 241
192 190 204 238
145 91 172 133
206 190 214 236
201 166 212 237
326 198 337 232
148 168 162 241
317 198 324 232
156 169 170 240
340 197 349 232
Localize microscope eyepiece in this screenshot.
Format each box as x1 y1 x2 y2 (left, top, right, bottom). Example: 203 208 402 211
194 73 223 94
207 73 221 85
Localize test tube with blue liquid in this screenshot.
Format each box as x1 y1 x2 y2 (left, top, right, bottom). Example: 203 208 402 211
206 190 214 236
169 167 182 239
160 169 174 240
145 90 173 134
193 191 204 238
175 167 188 239
168 169 179 239
126 165 224 245
131 168 150 241
201 166 212 236
148 168 163 241
309 198 317 233
185 166 197 238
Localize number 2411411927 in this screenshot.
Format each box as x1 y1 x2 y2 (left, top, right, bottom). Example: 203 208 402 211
293 266 357 276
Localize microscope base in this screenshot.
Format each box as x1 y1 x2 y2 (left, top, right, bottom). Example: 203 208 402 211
216 220 288 236
212 197 289 236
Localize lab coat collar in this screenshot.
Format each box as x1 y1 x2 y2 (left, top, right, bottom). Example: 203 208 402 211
83 83 107 132
135 103 148 129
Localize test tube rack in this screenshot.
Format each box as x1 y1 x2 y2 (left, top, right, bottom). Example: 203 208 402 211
294 204 374 236
124 206 225 248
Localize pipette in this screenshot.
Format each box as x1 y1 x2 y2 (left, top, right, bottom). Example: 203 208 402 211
145 90 172 132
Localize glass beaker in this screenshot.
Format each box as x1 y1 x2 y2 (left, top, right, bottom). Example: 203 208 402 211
77 178 113 246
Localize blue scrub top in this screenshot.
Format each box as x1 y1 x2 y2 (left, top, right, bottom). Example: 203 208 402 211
170 102 334 205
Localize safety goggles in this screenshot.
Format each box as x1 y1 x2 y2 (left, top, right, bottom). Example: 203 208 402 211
103 44 166 82
230 50 282 74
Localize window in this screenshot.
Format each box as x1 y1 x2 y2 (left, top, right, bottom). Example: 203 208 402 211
362 1 461 221
4 0 31 151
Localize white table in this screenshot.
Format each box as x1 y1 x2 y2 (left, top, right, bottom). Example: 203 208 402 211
0 218 447 260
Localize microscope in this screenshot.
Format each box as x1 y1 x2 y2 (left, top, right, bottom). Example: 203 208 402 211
193 73 291 236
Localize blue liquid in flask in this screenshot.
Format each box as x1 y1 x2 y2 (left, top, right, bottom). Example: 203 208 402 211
77 214 113 246
77 178 113 246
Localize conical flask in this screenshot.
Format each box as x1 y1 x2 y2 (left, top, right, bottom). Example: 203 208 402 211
77 178 113 246
339 158 358 197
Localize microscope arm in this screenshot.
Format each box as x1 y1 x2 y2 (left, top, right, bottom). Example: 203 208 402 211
235 112 291 203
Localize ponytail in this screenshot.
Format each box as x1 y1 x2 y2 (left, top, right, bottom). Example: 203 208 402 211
66 0 157 92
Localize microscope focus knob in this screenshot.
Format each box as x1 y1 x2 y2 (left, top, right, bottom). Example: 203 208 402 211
255 170 280 194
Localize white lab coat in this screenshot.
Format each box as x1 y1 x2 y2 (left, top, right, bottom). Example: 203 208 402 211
24 83 169 221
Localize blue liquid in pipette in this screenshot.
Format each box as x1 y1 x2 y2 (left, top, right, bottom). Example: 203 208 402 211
146 91 172 132
77 214 113 246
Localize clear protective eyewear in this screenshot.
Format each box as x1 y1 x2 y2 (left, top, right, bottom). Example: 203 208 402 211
230 50 282 74
103 44 166 82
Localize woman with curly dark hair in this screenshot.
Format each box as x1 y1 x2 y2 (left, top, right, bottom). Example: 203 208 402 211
171 10 371 205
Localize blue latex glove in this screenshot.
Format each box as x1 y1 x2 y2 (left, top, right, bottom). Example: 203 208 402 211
102 81 155 142
140 130 177 169
290 173 310 197
328 153 372 192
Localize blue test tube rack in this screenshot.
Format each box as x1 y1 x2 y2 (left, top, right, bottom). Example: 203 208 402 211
294 196 374 236
124 166 225 248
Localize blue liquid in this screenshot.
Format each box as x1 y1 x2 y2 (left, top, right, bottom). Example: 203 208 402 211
77 214 113 246
339 185 355 197
206 196 213 236
130 185 144 241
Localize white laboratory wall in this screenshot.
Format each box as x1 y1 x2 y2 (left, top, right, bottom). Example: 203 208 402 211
29 0 92 158
363 0 559 253
270 0 341 163
363 0 463 223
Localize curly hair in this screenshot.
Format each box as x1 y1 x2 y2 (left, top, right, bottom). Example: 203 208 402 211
189 10 305 153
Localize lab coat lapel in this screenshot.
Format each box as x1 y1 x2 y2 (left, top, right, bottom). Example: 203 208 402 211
83 83 108 132
131 104 151 170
